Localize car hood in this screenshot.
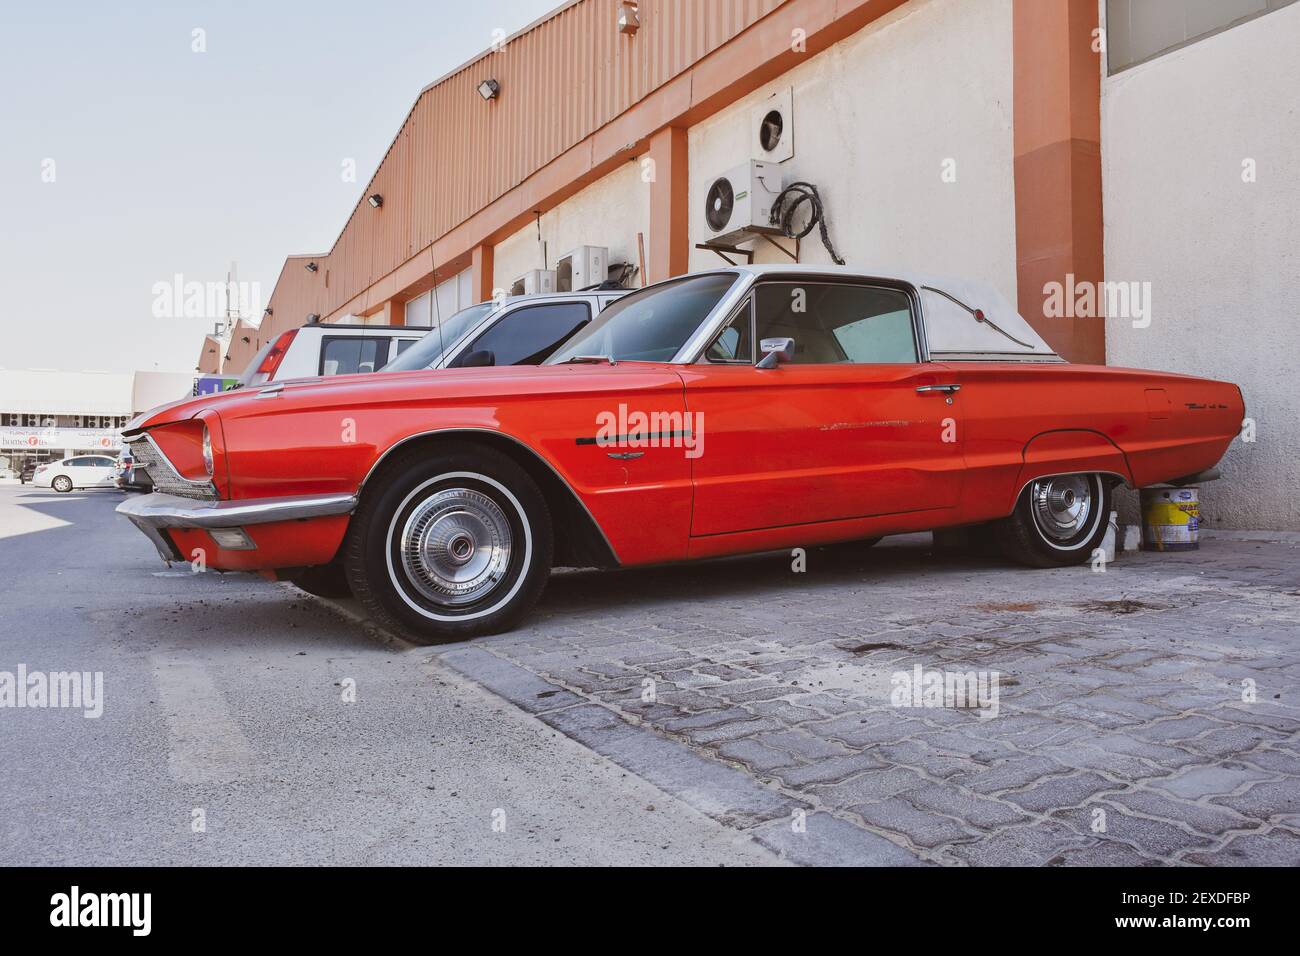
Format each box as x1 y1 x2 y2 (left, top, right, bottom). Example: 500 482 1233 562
126 363 683 432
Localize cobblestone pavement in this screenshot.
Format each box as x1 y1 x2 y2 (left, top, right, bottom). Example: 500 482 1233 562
434 531 1300 866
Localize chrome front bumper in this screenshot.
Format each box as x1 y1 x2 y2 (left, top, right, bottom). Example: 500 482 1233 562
116 491 357 563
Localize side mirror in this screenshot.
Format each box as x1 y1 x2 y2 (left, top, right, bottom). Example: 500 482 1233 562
756 337 795 369
453 349 496 368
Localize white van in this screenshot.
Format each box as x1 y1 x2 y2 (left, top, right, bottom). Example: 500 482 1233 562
238 324 425 388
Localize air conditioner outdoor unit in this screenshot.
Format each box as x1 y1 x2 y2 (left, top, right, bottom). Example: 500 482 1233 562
752 87 794 163
555 245 608 292
509 269 557 297
702 160 784 246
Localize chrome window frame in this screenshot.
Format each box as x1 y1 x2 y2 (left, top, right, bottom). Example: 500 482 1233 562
676 271 931 365
697 294 756 365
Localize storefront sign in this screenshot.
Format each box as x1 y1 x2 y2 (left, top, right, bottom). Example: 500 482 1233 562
0 426 121 451
194 376 239 396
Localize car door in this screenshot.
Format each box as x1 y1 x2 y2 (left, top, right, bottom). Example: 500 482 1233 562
92 456 117 484
681 279 964 537
450 301 593 367
64 457 95 487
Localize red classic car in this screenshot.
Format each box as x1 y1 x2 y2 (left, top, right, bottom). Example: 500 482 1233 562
118 266 1243 643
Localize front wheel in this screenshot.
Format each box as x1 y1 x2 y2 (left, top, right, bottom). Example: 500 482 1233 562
994 473 1112 568
52 475 73 493
342 443 553 644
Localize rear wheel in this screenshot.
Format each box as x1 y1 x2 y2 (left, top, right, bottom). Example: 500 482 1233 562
52 475 73 493
343 444 553 644
995 473 1111 568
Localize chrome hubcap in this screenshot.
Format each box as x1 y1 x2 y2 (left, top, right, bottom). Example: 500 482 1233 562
399 487 512 606
1030 474 1095 542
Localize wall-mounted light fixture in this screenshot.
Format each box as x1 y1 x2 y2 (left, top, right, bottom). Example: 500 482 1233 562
306 313 321 324
305 262 319 273
477 78 500 101
617 2 640 34
367 194 383 208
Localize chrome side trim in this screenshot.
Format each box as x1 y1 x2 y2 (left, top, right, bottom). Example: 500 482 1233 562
117 491 357 529
357 427 621 565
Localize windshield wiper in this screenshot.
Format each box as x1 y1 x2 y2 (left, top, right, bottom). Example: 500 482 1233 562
558 355 617 366
921 286 1035 350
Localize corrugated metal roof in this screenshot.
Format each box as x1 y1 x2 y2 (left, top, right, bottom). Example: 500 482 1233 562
254 0 789 365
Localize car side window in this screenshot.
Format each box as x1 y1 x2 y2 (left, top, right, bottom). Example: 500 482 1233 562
703 297 753 363
466 303 592 366
753 282 917 364
320 336 384 376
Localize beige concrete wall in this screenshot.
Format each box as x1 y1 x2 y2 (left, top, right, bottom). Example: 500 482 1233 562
492 159 651 295
1102 2 1300 529
687 0 1019 308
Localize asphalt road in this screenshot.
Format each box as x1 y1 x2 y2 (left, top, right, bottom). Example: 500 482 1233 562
0 484 779 865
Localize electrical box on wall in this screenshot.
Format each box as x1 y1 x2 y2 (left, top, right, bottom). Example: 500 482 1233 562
702 159 784 246
751 87 794 163
509 269 557 297
555 246 608 292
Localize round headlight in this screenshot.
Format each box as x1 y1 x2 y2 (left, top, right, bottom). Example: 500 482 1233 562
201 425 213 476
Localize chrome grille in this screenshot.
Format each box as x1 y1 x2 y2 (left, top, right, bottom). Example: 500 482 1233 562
129 436 219 500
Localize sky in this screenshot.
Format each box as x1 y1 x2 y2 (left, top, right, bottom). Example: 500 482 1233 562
0 0 559 375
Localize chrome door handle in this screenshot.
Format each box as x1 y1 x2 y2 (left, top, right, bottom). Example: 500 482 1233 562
916 384 961 394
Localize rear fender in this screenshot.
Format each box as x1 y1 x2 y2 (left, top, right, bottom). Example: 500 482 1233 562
1009 430 1132 514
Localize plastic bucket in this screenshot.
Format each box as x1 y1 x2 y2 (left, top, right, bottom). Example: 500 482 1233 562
1140 487 1200 551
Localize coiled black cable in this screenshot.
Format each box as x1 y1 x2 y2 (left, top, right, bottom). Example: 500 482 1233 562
768 181 846 265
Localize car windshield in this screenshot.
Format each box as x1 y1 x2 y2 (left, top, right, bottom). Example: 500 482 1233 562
546 273 739 364
381 302 497 371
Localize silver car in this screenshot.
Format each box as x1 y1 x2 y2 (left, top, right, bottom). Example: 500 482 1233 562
381 290 627 373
